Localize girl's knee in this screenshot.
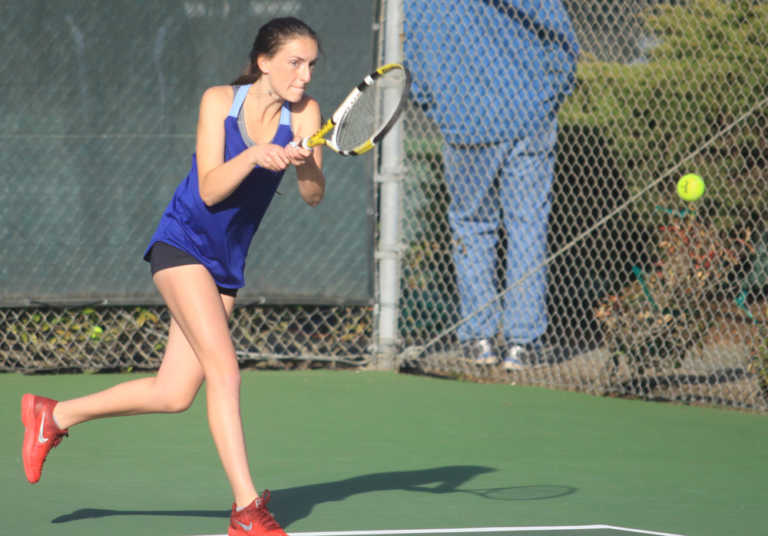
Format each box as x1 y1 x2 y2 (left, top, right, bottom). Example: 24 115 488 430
150 377 198 413
163 392 196 413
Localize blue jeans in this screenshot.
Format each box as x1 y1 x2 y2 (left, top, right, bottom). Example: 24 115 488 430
444 122 557 343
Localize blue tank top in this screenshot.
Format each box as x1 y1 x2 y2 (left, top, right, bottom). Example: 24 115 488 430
144 85 293 289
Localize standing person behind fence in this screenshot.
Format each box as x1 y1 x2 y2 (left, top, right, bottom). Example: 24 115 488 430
404 0 579 369
20 17 324 536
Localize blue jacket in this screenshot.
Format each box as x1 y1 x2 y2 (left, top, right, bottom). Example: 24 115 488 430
404 0 579 144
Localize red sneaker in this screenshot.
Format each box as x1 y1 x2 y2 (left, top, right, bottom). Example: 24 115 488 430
229 490 287 536
21 394 68 484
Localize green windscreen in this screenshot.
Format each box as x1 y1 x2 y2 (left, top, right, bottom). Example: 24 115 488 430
0 0 376 306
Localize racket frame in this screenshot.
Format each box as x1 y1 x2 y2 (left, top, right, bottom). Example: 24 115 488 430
299 63 410 156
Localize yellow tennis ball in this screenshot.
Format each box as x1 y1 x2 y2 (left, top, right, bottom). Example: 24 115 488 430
677 173 705 202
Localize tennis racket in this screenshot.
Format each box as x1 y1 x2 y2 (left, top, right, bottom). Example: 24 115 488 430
294 63 411 156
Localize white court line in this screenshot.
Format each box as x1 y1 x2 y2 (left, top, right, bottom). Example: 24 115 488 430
197 525 686 536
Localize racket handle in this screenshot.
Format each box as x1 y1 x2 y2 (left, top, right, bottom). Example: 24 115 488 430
289 138 312 150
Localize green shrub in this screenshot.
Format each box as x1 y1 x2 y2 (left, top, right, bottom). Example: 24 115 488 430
559 0 768 232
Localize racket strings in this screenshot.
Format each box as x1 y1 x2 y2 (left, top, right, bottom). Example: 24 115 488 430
335 90 378 150
334 69 406 152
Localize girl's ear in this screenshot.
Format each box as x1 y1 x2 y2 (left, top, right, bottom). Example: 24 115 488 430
256 55 270 75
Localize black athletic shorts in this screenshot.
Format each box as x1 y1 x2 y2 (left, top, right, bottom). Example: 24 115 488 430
148 241 238 297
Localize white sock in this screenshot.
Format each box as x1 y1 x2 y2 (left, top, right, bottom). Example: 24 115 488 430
236 496 260 511
51 409 64 430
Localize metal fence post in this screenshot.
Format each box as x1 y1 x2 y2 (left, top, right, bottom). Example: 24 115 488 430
374 0 405 370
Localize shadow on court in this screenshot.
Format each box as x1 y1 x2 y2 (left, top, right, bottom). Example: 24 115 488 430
51 465 577 526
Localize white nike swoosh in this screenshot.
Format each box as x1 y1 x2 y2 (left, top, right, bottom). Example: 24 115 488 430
38 411 49 444
236 521 253 531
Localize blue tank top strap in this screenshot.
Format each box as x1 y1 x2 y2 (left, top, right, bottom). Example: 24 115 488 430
279 102 291 125
229 85 251 118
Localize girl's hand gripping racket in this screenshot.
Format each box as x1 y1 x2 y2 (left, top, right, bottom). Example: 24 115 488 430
293 63 411 156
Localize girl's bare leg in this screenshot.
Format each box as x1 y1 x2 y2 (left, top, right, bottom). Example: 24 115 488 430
52 315 211 428
151 264 258 508
52 264 257 507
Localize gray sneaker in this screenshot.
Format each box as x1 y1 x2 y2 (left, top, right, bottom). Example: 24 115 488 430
503 344 529 371
464 338 498 365
503 339 550 370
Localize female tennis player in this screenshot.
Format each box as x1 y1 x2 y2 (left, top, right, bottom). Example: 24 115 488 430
21 17 324 536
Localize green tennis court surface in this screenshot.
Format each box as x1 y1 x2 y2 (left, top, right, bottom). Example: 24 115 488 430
3 370 766 536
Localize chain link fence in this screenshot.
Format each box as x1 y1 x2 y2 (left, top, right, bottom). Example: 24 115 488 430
397 0 768 411
0 305 372 372
3 0 768 412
